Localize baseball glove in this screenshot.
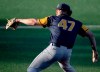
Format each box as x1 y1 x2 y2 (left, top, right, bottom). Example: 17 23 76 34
6 18 19 30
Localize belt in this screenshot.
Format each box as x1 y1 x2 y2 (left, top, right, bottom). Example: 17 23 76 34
51 43 71 49
51 43 60 47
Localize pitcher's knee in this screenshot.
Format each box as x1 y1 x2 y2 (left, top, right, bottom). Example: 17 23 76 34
27 67 40 72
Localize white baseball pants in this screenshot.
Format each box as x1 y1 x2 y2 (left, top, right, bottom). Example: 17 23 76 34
27 43 75 72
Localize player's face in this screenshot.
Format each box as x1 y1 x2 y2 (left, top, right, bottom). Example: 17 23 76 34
56 9 62 16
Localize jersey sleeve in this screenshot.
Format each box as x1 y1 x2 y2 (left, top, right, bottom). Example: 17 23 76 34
78 25 89 37
37 17 51 27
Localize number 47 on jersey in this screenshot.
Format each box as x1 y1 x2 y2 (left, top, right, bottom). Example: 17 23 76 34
58 19 75 31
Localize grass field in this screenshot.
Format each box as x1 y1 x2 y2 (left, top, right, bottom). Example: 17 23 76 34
0 0 100 72
0 28 100 72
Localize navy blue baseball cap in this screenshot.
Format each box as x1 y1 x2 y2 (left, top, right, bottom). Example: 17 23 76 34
56 3 70 11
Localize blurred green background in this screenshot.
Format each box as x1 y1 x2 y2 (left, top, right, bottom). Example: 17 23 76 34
0 0 100 72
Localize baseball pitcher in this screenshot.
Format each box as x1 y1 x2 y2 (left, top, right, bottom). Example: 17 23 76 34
6 3 98 72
